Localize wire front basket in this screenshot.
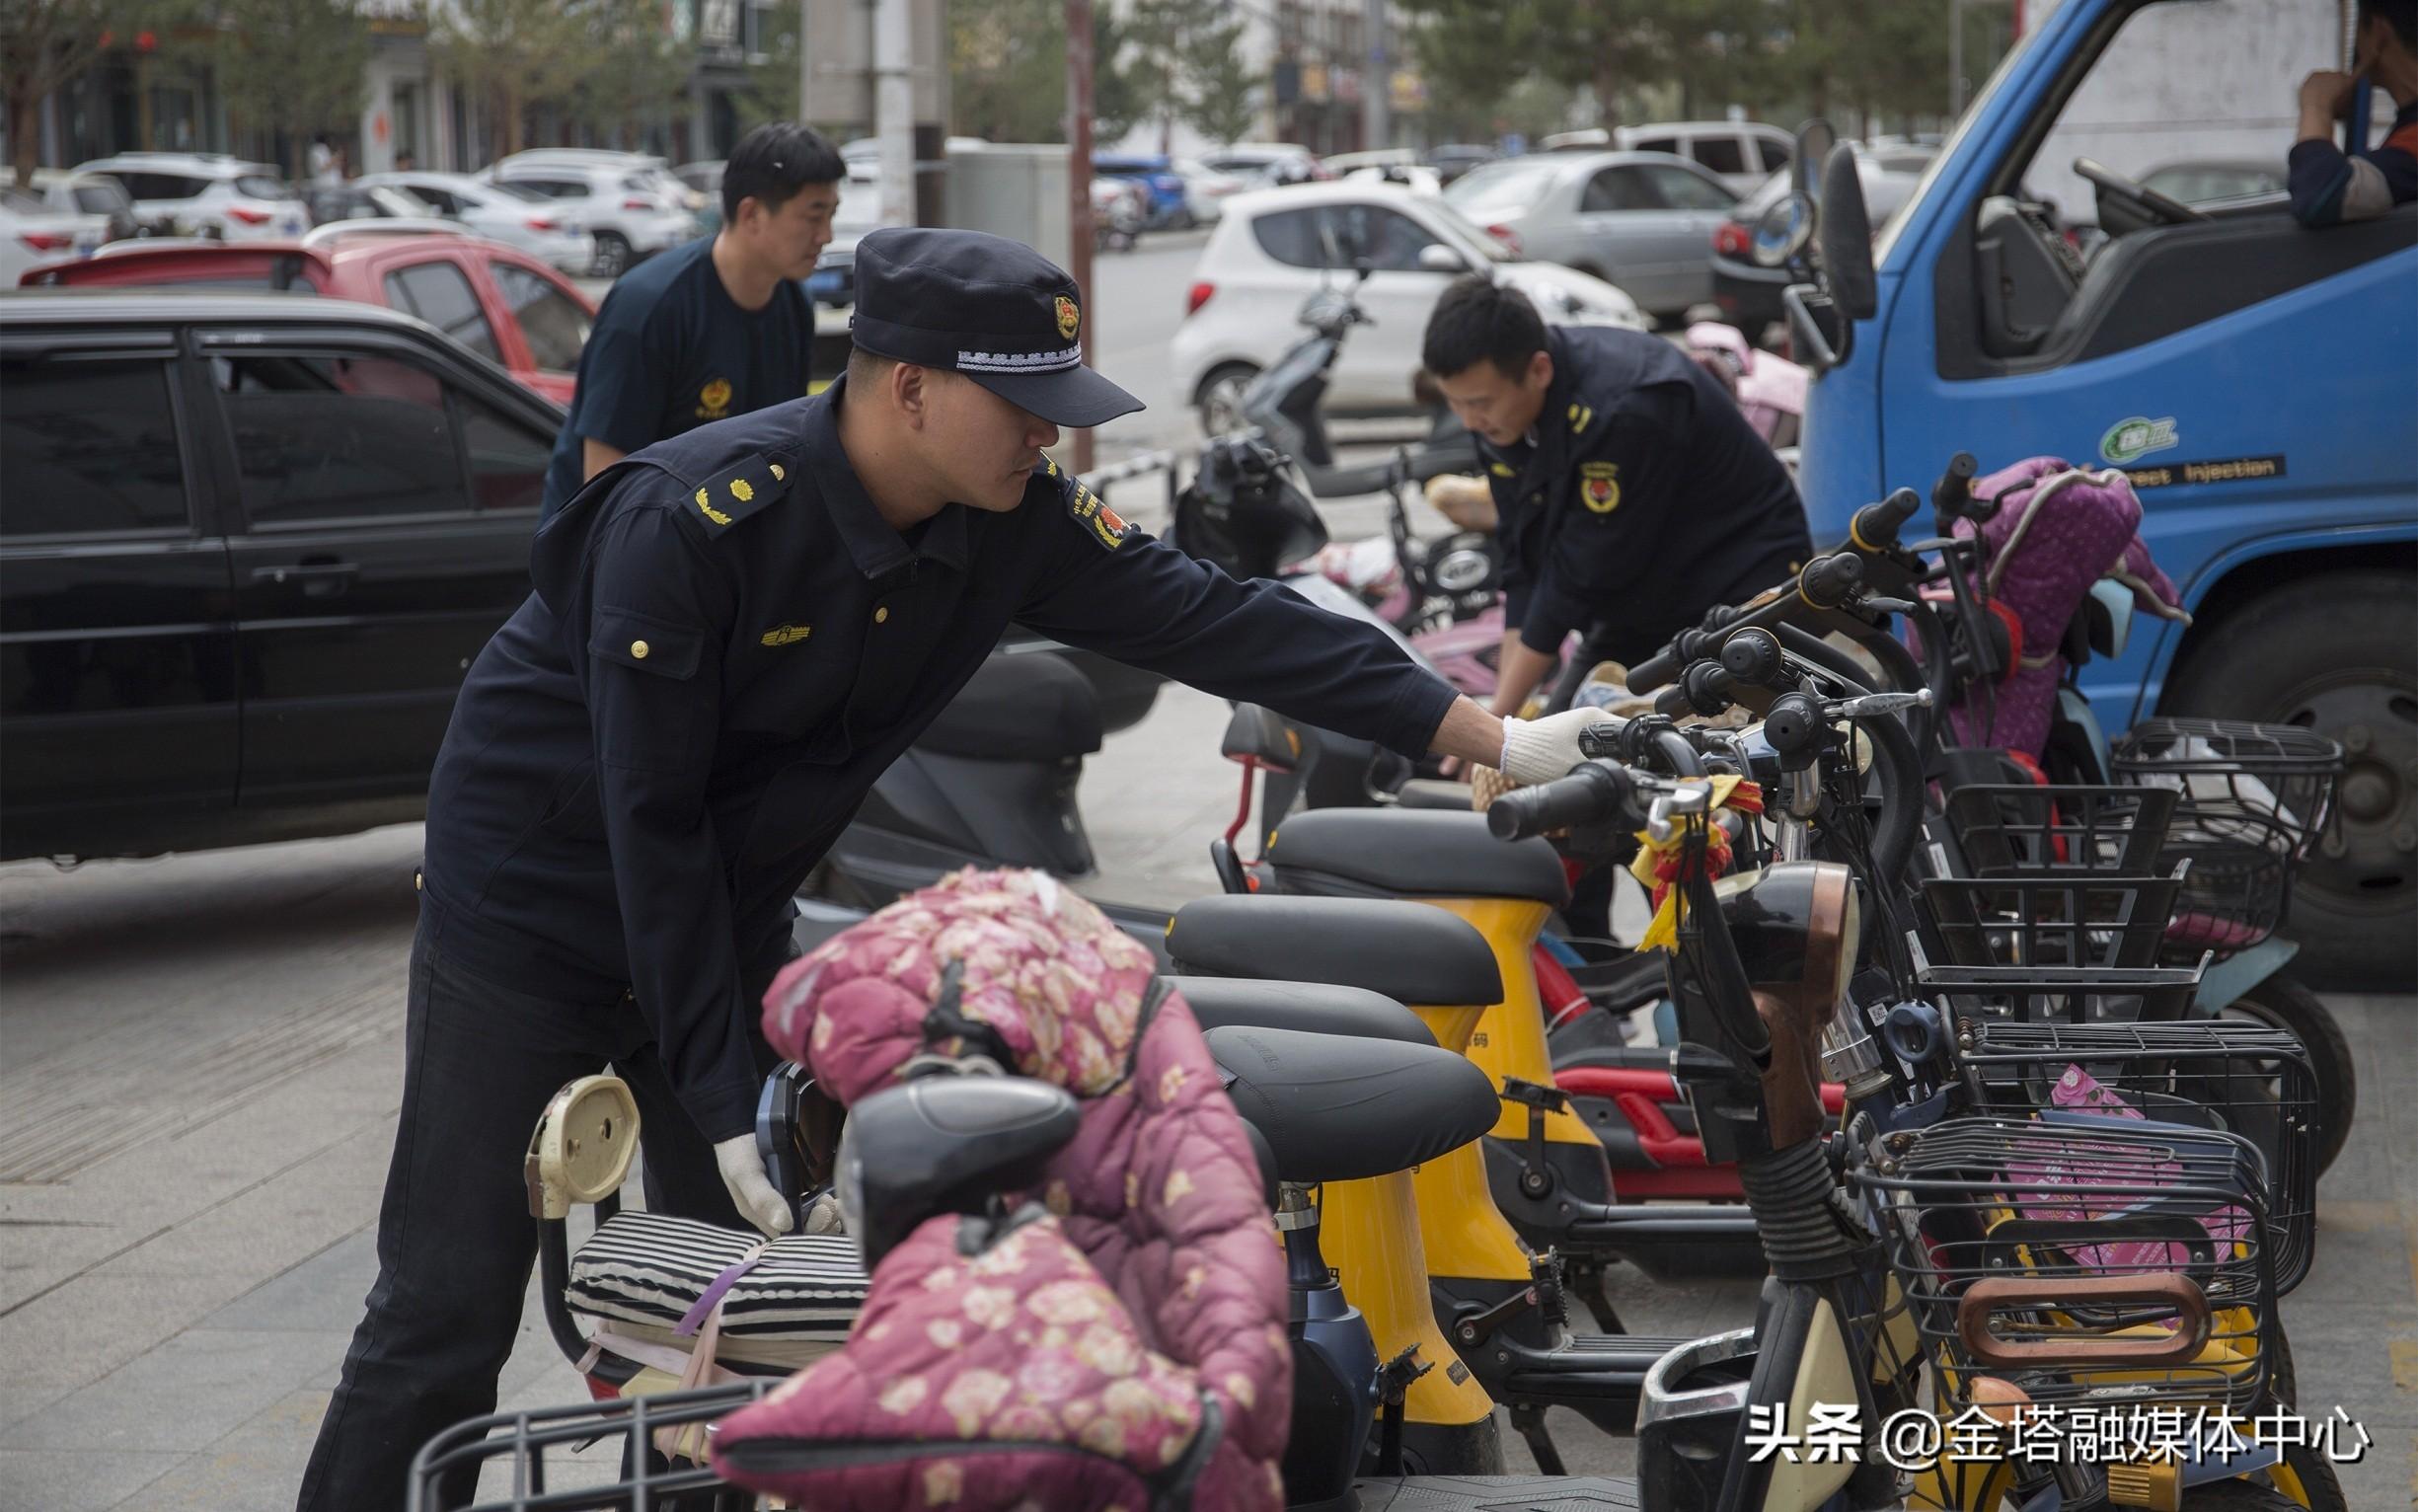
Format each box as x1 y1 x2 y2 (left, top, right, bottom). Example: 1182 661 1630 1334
1914 945 2207 1028
409 1382 773 1512
1920 873 2182 971
1956 1020 2318 1294
2154 805 2299 959
1944 784 2178 879
1852 1115 2275 1411
2111 718 2343 862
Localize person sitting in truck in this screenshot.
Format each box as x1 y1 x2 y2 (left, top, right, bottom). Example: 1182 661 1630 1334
2290 0 2418 226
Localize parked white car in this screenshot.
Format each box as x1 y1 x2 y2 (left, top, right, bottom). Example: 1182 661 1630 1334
1540 121 1793 195
1171 157 1249 225
1445 151 1739 323
0 186 109 287
69 152 309 241
1196 142 1325 188
1171 182 1645 429
0 168 139 242
482 150 700 276
354 172 594 273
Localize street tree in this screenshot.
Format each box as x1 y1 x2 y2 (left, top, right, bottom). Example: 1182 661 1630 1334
1177 9 1257 147
1 0 194 184
210 0 368 179
429 0 587 158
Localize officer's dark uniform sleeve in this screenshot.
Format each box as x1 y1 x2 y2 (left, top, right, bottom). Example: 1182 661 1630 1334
1519 394 1687 657
1017 479 1459 758
557 501 762 1144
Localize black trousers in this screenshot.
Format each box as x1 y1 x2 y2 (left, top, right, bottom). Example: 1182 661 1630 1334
296 904 776 1512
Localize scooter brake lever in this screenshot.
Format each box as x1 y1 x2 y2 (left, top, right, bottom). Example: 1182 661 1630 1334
1826 690 1932 719
1644 782 1713 843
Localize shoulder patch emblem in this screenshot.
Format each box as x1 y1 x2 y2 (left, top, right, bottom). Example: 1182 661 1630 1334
1044 456 1133 551
683 456 790 536
1579 460 1621 514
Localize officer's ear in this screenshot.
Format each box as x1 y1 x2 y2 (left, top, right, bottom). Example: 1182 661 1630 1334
1526 348 1554 391
889 361 935 427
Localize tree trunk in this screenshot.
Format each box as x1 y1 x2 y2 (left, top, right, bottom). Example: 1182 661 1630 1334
8 80 39 186
1592 50 1622 129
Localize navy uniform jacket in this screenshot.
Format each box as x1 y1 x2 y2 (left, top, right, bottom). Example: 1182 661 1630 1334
1479 326 1811 666
421 380 1459 1141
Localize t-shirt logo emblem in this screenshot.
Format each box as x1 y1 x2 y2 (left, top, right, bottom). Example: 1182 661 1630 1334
1055 295 1080 341
1580 460 1621 513
699 378 732 418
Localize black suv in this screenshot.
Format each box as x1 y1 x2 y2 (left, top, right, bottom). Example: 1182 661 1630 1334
1 290 560 862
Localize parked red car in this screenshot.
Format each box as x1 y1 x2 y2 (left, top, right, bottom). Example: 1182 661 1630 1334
19 225 593 406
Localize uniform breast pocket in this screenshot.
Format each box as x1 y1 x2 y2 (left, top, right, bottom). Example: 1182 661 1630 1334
588 606 713 774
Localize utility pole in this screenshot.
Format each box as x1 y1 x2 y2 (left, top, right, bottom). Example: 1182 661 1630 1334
1363 0 1390 153
874 0 915 226
1066 0 1096 473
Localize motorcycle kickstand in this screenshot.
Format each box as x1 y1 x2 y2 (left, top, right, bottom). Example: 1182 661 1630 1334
1567 1261 1625 1334
1507 1401 1567 1477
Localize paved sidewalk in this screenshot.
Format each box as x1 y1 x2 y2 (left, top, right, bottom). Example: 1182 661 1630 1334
2 683 2413 1508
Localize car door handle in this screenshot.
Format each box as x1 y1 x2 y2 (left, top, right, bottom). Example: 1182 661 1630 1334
253 561 359 599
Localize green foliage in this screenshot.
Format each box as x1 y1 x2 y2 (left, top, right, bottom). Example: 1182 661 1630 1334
2 0 203 181
210 0 368 177
1180 11 1257 147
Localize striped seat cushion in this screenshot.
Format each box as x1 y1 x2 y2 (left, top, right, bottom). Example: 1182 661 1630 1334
566 1211 869 1339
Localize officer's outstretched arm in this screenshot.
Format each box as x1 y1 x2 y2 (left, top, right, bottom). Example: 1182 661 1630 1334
559 503 764 1149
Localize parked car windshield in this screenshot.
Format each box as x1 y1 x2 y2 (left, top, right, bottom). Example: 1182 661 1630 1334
234 174 292 199
1444 159 1567 219
1422 196 1516 262
489 182 551 204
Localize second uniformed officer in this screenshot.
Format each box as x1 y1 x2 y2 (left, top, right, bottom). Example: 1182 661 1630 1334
299 228 1613 1511
1422 275 1813 720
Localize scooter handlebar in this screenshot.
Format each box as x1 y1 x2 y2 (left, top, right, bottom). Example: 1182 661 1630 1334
1847 488 1923 554
1626 553 1865 695
1485 760 1638 840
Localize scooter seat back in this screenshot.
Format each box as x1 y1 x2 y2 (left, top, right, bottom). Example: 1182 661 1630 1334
914 651 1102 762
1206 1025 1499 1183
1162 975 1436 1045
1167 894 1504 1007
1264 808 1571 907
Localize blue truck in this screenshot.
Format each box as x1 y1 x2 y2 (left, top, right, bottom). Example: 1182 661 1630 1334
1789 0 2418 985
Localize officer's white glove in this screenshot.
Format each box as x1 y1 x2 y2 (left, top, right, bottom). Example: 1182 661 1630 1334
801 1190 848 1236
1500 708 1622 787
714 1134 795 1238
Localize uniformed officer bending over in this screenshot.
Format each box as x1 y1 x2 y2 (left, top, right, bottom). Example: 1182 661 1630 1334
1423 275 1813 722
537 121 843 520
299 228 1610 1510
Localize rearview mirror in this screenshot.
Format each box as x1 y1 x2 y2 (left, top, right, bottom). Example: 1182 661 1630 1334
1752 194 1816 269
1792 119 1837 201
1417 242 1469 274
1816 143 1876 322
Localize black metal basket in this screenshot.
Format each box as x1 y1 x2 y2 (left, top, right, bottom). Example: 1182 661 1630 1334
1914 943 2207 1028
1943 784 2178 879
409 1382 773 1512
2154 805 2299 959
1956 1020 2319 1294
2111 718 2344 862
1920 873 2182 971
1851 1115 2275 1411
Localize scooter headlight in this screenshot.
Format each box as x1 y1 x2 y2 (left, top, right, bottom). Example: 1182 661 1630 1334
1722 860 1860 1020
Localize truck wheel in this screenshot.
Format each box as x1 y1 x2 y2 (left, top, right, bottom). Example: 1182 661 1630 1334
2161 571 2418 989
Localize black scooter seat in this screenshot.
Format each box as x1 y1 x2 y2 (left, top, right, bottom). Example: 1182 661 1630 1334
914 652 1101 761
1168 895 1503 1007
1206 1025 1497 1183
1163 976 1435 1045
1267 809 1571 907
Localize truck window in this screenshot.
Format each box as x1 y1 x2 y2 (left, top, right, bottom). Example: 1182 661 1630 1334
0 355 190 538
210 351 470 526
2010 0 2335 234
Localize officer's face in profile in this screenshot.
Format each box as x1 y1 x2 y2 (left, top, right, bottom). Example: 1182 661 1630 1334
915 372 1062 512
1433 349 1554 448
738 184 841 280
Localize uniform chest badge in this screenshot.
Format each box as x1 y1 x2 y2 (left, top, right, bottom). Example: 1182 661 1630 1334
699 378 733 419
1055 295 1081 341
761 623 813 647
1580 460 1621 513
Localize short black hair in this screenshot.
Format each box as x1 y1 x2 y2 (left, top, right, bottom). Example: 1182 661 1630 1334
2362 0 2417 50
845 346 896 393
721 122 845 223
1421 274 1547 382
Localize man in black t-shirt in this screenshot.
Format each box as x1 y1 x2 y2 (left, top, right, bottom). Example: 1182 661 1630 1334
539 123 843 517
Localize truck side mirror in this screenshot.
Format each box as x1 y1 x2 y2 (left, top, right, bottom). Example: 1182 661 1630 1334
1817 143 1877 322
